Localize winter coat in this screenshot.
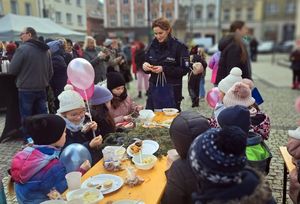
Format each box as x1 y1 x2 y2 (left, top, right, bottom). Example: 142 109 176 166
216 35 251 84
290 49 300 71
83 48 107 83
208 51 221 84
192 168 275 204
250 111 271 140
135 49 145 72
63 127 102 166
144 36 189 85
10 145 67 204
108 96 138 123
9 39 53 90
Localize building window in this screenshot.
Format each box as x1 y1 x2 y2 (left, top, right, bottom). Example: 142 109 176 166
76 0 81 7
137 0 142 3
110 15 116 27
165 0 172 3
25 3 31 16
65 0 71 5
123 0 128 4
223 9 230 22
235 8 241 20
207 4 215 20
55 12 62 23
166 10 172 19
123 14 130 26
195 6 202 20
247 7 253 21
265 3 278 15
286 2 295 14
10 0 18 14
151 12 157 20
0 2 3 15
77 15 82 25
109 0 114 5
66 13 72 25
137 12 144 25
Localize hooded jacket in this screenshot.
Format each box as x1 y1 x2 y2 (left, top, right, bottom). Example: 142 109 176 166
161 111 210 204
192 168 275 204
10 145 67 204
9 39 53 90
216 34 251 84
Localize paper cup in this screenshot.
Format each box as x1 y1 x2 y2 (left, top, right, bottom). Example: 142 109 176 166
166 149 180 169
65 171 82 190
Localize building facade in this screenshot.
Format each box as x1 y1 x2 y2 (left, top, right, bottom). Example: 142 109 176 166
0 0 39 17
261 0 296 42
103 0 180 42
86 0 104 42
38 0 87 33
179 0 221 44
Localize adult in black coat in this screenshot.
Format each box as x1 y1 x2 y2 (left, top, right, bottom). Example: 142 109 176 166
143 17 189 111
47 40 68 112
161 111 210 204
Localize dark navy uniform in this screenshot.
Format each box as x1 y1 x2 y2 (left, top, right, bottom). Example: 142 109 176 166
144 36 189 111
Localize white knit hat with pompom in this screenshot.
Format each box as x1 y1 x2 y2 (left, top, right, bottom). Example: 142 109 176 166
218 67 243 93
223 82 255 107
57 84 85 113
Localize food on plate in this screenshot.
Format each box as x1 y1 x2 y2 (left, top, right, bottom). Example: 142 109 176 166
124 167 144 187
82 191 99 203
130 141 143 154
103 180 113 189
87 182 102 189
142 157 154 164
47 189 62 200
104 160 123 172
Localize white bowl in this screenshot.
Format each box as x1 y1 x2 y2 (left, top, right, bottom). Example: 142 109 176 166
138 109 155 122
66 188 104 204
132 154 157 170
162 108 179 116
40 201 66 204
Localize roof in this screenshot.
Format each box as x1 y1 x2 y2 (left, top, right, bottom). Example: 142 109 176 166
0 13 85 41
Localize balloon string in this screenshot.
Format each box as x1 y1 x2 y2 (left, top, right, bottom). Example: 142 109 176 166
84 89 96 138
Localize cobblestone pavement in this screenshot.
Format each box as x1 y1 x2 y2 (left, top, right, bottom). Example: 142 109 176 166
0 54 298 203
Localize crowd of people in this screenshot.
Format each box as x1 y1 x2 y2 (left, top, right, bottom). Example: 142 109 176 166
0 16 298 204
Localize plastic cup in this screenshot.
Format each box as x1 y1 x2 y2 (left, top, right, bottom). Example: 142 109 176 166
65 171 82 190
166 149 180 170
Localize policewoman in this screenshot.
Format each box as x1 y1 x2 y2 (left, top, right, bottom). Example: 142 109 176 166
143 17 189 111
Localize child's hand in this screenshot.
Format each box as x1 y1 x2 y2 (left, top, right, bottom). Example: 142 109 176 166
89 121 98 131
136 105 143 112
151 66 163 73
124 122 134 129
123 115 132 121
80 160 91 171
89 135 103 148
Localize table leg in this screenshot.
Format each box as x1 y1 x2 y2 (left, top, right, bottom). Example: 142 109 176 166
283 163 287 204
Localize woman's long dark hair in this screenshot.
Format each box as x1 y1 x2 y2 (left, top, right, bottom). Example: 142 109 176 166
233 33 248 63
91 104 115 132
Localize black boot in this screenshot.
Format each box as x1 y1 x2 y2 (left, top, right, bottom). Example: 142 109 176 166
192 98 199 107
138 91 142 98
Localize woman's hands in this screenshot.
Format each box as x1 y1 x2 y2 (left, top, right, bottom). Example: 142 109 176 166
142 62 163 73
80 160 91 171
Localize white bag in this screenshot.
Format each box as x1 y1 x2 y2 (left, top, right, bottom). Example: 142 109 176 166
1 59 10 73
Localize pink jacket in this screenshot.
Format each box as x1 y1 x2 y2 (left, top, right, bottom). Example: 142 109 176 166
208 51 220 84
108 96 138 123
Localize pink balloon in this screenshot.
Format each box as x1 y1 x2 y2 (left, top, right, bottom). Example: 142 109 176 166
67 58 95 90
67 79 94 100
206 87 221 108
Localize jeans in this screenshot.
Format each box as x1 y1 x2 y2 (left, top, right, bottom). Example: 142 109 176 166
18 90 48 122
199 75 206 98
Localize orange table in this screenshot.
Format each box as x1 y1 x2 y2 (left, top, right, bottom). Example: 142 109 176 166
79 156 168 203
152 112 178 124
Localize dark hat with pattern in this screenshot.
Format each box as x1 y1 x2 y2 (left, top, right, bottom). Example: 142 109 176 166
106 71 126 91
189 127 247 184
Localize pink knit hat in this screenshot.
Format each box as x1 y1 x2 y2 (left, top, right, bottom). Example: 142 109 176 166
223 82 255 107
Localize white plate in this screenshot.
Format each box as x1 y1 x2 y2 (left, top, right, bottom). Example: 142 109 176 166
81 174 124 195
127 140 159 157
113 200 145 204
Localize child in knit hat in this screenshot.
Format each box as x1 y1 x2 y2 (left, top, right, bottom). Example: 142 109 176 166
57 84 103 165
106 71 143 128
161 111 210 204
90 85 116 138
188 126 275 204
223 82 271 140
8 114 91 204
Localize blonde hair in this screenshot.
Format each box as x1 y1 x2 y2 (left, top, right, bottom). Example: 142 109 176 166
83 36 96 50
152 17 172 35
198 47 207 60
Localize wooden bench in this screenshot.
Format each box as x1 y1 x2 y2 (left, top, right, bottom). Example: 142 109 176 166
279 146 296 204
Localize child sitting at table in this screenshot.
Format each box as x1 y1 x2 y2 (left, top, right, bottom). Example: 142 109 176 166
188 126 275 204
161 111 210 204
90 85 116 138
106 71 143 128
57 84 103 165
8 114 90 204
